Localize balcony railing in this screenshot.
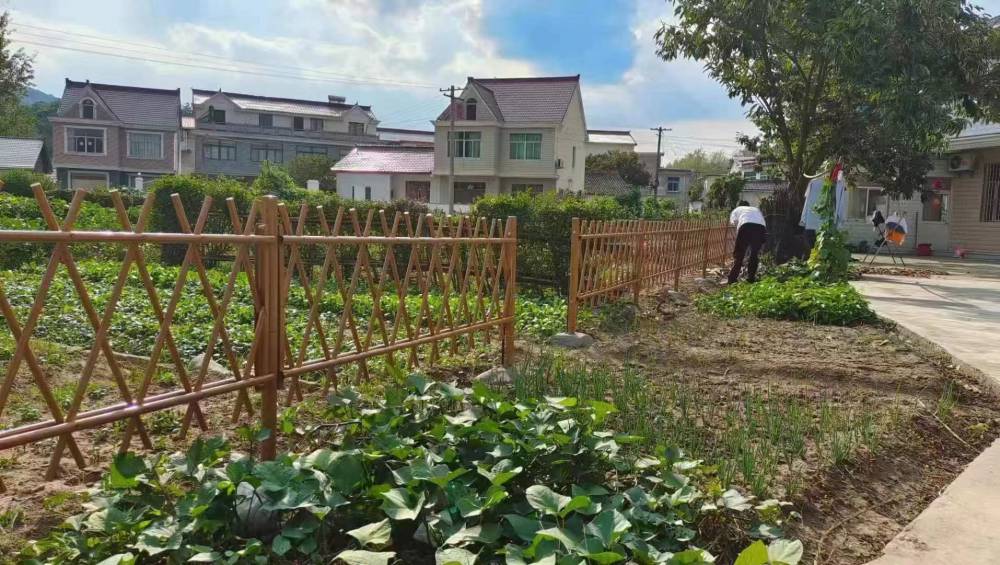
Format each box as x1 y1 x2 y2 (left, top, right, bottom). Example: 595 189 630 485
196 122 377 142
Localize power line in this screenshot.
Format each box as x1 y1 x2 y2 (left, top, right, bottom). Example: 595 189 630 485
11 35 437 90
12 24 439 88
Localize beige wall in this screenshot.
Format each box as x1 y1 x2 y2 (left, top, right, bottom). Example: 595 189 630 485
498 127 556 178
433 125 500 176
951 148 1000 257
554 89 587 192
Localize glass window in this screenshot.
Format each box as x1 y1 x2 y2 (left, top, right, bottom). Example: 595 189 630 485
405 181 430 202
310 118 324 131
67 127 105 154
81 99 95 119
982 163 1000 222
509 133 542 160
259 114 274 128
465 98 477 120
848 188 887 219
293 117 304 131
203 140 237 160
349 122 366 135
448 131 481 158
296 145 328 156
666 176 681 193
69 171 108 190
572 145 577 168
454 182 486 204
127 132 162 159
211 109 226 124
250 144 283 163
364 186 372 201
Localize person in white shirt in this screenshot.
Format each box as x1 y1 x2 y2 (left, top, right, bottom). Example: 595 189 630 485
728 201 767 284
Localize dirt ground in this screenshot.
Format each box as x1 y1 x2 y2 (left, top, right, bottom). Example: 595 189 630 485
568 285 1000 565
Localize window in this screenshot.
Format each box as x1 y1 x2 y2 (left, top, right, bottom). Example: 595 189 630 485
454 181 486 204
203 140 237 161
364 186 372 201
80 98 95 119
448 131 481 158
572 146 577 168
666 176 681 193
509 133 542 160
512 183 543 195
296 145 328 156
349 122 365 135
250 143 283 163
68 171 109 190
259 114 274 128
405 181 430 202
293 117 304 131
982 163 1000 222
848 187 887 220
206 107 226 124
127 132 163 159
310 118 324 131
465 98 477 120
922 192 947 222
66 127 105 154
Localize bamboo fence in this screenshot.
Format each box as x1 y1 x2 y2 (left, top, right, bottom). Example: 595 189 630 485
0 184 517 483
566 217 734 332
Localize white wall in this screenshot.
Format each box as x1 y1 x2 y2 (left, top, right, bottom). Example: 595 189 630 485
336 172 392 201
554 88 587 192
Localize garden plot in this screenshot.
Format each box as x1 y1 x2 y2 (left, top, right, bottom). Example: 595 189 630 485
554 294 1000 565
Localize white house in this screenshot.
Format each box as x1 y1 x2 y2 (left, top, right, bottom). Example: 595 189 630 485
332 145 433 202
431 75 588 211
585 130 636 157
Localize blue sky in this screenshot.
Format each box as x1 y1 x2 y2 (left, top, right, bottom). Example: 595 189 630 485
7 0 1000 159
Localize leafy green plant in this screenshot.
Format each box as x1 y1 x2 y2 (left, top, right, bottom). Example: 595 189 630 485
697 276 878 326
23 376 798 564
807 177 850 282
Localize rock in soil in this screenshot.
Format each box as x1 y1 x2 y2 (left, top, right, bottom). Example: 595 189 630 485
473 366 514 387
550 332 595 349
188 353 230 379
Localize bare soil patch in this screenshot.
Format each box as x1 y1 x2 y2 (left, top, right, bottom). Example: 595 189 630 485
567 290 1000 565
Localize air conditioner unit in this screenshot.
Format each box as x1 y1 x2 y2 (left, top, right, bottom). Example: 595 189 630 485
555 158 564 169
948 153 976 173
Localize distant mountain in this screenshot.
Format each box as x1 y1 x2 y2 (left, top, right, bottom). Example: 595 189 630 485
21 87 58 105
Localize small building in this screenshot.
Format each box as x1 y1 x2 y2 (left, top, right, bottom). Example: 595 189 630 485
332 145 433 202
654 168 696 208
377 127 434 147
584 130 636 157
0 137 51 173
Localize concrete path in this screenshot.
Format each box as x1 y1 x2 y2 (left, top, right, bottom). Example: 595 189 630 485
852 258 1000 564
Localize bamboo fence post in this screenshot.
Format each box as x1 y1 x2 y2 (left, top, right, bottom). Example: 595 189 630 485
701 221 712 276
567 217 581 333
501 216 517 366
632 220 645 302
255 196 282 461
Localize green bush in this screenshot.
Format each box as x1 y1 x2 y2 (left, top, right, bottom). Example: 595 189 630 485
696 276 878 326
285 154 337 191
0 193 120 268
0 169 57 197
23 376 798 564
252 160 303 201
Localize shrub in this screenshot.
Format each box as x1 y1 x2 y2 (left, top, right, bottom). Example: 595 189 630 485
285 154 337 191
252 160 303 201
0 169 56 197
0 193 120 268
23 376 798 564
696 276 878 326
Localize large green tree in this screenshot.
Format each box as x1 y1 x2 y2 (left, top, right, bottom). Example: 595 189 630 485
285 154 338 191
586 150 652 187
664 149 732 175
0 11 36 138
657 0 1000 258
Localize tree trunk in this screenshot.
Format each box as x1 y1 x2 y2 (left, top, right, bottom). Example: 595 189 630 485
761 175 810 263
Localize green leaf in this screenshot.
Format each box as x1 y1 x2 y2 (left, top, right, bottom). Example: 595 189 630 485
505 514 546 542
380 488 426 521
188 553 221 562
767 539 803 565
668 549 715 564
559 495 593 517
108 453 145 489
735 541 769 565
444 523 501 546
584 551 626 564
347 519 392 547
95 554 134 565
134 522 181 556
535 526 585 553
436 547 477 565
720 489 753 511
526 485 571 516
586 510 631 546
335 550 396 565
271 535 292 556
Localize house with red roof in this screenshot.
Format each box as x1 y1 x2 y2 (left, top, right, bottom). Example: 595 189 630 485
432 75 589 211
331 145 433 202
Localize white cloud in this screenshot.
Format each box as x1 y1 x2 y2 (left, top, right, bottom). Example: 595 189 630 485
9 0 754 153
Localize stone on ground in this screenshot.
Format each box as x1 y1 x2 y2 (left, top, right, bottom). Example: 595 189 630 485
474 366 514 387
188 353 230 378
550 332 595 349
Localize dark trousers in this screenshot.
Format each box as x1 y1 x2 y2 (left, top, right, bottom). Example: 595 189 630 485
728 223 767 283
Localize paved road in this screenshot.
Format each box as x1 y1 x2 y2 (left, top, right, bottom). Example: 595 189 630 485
853 259 1000 565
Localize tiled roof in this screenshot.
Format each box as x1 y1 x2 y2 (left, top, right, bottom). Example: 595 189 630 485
0 137 45 169
193 89 374 119
332 146 433 174
587 130 636 145
438 75 579 123
954 122 1000 139
377 127 434 145
584 172 647 197
59 79 180 128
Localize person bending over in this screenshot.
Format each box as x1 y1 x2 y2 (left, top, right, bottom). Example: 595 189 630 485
727 200 767 284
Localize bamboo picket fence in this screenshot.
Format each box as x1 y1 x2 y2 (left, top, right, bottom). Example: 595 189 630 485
566 217 734 332
0 183 517 486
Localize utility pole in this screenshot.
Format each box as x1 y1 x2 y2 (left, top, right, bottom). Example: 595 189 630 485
441 85 464 214
650 126 672 195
